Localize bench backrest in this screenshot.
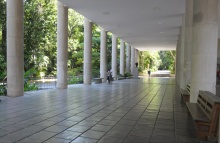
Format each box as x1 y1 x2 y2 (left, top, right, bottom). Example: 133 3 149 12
186 83 190 93
197 91 220 120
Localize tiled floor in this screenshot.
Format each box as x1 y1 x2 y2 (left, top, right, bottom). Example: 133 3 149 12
0 77 200 143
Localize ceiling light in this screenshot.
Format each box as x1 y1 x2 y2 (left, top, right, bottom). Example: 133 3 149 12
158 21 165 24
103 12 109 15
160 32 164 34
153 7 161 10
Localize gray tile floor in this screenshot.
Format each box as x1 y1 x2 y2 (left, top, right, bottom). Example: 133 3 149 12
0 77 200 143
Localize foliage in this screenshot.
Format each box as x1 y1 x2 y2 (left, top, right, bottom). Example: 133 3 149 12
24 68 38 78
158 50 176 72
0 0 6 75
138 51 161 74
24 81 38 91
23 68 39 91
24 0 57 74
138 50 176 75
0 84 6 96
124 72 133 77
68 76 83 84
0 0 176 88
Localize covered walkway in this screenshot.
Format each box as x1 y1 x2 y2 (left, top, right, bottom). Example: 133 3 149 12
0 78 199 143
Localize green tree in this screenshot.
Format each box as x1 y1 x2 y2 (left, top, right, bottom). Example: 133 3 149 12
0 0 6 77
158 50 176 73
24 0 57 75
138 51 161 74
67 9 84 76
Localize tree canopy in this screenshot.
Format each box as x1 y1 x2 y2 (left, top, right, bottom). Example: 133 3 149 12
0 0 176 78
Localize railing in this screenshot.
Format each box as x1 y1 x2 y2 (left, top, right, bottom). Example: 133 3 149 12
0 75 83 96
26 76 57 90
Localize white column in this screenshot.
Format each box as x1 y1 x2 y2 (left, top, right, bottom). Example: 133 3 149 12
175 46 179 83
184 0 193 86
179 16 185 89
112 35 117 79
190 0 219 103
218 39 220 63
57 2 68 89
218 39 220 79
120 40 125 76
126 44 131 73
131 46 135 75
7 0 24 97
83 18 92 85
176 38 181 85
100 28 107 82
217 39 220 61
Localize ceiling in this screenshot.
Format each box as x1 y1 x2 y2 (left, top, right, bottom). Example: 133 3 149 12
59 0 220 51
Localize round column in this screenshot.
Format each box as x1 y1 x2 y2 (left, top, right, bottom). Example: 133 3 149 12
100 28 107 82
83 18 92 85
7 0 24 96
112 35 117 79
184 0 193 86
175 45 179 83
218 39 220 62
190 0 219 103
131 46 135 75
180 16 185 89
120 40 125 76
176 38 181 85
57 2 68 89
126 44 131 73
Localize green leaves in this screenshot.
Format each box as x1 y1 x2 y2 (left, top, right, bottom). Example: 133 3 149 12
0 0 122 79
24 0 57 74
138 50 176 74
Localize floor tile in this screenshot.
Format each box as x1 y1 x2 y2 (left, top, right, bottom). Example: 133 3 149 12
70 137 97 143
29 131 57 141
98 136 124 143
124 135 150 143
55 130 81 140
150 135 176 143
56 120 78 127
90 124 112 132
0 78 200 143
44 137 71 143
44 125 69 133
67 125 90 133
81 130 105 140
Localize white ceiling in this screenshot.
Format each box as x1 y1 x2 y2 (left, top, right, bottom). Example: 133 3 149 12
59 0 220 51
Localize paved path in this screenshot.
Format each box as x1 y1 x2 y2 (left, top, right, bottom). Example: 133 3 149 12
0 77 200 143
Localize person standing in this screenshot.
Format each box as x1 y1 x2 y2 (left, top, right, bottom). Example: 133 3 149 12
148 70 151 77
107 69 112 83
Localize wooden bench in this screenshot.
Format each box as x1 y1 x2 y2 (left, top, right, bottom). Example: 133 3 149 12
186 90 220 140
180 83 190 102
93 78 103 84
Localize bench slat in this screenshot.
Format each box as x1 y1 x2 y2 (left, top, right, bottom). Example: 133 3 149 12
186 102 210 123
200 91 220 104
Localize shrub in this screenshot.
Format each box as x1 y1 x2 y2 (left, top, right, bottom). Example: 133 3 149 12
0 85 7 96
124 72 133 77
24 80 38 91
68 76 83 84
